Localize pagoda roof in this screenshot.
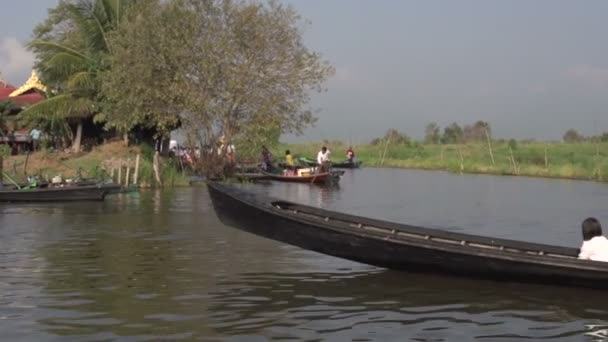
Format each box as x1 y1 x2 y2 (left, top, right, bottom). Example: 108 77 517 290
0 71 46 107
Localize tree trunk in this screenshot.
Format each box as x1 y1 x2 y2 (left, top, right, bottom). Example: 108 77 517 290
72 120 83 153
160 136 171 156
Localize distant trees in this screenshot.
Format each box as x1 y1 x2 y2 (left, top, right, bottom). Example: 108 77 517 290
371 128 411 146
424 122 440 144
563 129 584 143
441 122 464 144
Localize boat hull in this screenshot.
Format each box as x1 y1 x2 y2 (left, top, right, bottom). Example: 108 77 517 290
259 170 340 184
207 182 608 289
0 184 117 202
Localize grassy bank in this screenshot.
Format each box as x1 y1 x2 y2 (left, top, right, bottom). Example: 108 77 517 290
1 142 190 187
280 141 608 183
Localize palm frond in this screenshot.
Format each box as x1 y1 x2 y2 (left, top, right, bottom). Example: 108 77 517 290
19 94 95 122
67 71 97 90
28 40 92 62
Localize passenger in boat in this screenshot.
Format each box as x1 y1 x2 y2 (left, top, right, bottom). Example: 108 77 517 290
317 146 331 172
261 146 274 171
283 150 296 176
346 146 356 163
578 217 608 262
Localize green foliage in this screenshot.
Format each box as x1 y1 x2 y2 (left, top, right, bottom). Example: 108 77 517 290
102 0 333 174
508 138 517 151
25 0 136 151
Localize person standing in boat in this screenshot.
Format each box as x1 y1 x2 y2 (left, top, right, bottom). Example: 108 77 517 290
316 146 331 172
578 217 608 262
261 146 274 171
346 146 356 163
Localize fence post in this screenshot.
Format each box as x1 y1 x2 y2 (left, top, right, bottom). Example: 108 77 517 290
117 160 122 185
125 158 131 186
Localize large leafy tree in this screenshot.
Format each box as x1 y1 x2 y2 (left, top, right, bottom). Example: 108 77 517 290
102 0 334 171
23 0 135 153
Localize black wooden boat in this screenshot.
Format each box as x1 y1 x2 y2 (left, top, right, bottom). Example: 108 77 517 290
207 182 608 289
0 183 121 202
332 160 362 169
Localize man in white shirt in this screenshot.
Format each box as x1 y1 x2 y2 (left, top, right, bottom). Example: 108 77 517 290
578 217 608 262
316 146 331 171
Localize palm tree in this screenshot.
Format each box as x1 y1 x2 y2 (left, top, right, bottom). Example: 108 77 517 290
21 0 134 153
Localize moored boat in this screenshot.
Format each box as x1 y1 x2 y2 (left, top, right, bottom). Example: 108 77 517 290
0 183 121 202
207 182 608 289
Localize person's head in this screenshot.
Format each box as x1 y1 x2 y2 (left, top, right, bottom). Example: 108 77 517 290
321 146 327 153
285 150 290 155
582 217 603 241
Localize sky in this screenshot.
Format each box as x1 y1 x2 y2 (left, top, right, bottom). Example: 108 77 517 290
2 1 608 143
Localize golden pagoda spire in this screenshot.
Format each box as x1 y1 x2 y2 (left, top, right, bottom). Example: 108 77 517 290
9 70 48 97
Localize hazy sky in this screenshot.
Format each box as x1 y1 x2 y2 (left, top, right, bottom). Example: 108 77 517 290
2 1 608 142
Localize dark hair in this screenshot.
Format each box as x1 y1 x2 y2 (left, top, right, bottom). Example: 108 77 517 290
582 217 602 241
321 146 327 151
285 150 290 155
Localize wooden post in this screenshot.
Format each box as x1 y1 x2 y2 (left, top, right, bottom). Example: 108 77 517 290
0 156 3 188
484 126 495 166
117 160 122 185
125 158 131 186
110 167 115 182
153 151 162 186
134 154 140 185
23 151 30 176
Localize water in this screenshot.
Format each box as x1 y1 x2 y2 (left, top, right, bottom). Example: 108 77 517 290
1 168 608 341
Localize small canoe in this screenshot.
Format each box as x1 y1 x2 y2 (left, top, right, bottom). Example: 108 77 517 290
0 183 121 202
208 182 608 289
259 169 341 184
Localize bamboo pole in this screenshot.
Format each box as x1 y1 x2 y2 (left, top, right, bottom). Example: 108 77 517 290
484 126 495 166
125 158 131 186
544 144 548 170
380 135 391 166
458 147 464 174
509 147 518 175
134 154 140 185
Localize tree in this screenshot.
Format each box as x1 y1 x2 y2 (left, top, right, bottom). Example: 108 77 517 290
441 122 464 144
463 120 491 142
424 122 440 144
23 0 135 153
563 129 584 143
102 0 334 171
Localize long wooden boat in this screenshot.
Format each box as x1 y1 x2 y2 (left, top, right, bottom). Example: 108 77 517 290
259 170 341 184
332 160 363 169
0 183 121 202
296 156 362 169
207 182 608 289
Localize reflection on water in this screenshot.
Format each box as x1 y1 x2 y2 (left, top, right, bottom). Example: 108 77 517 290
1 169 608 341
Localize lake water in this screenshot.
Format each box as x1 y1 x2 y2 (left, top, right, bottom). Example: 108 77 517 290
2 168 608 341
